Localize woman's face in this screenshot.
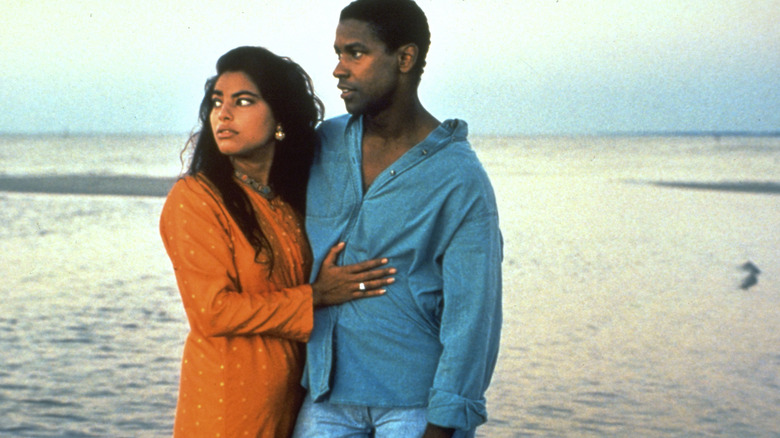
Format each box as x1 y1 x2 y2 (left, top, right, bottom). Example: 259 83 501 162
209 71 277 162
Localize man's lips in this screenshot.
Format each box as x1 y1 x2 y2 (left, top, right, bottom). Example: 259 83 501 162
338 84 356 99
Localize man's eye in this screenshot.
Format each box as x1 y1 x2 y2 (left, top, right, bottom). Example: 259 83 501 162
237 98 254 106
211 99 222 108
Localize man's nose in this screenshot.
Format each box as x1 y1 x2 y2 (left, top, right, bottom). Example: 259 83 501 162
333 60 348 78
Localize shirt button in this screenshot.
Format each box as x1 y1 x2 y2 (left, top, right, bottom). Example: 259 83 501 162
422 149 428 155
390 170 396 176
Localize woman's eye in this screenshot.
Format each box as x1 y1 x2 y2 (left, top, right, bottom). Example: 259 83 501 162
211 99 222 108
237 98 254 106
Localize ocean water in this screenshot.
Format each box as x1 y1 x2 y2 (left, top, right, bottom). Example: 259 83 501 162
1 133 779 437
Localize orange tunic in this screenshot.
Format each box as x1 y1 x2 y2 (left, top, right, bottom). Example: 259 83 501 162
160 176 313 438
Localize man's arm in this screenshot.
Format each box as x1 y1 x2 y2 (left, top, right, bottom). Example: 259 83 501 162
427 196 503 431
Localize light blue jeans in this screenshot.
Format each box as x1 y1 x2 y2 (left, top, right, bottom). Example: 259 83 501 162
292 396 476 438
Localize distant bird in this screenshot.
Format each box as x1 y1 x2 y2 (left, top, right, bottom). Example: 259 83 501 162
739 261 761 290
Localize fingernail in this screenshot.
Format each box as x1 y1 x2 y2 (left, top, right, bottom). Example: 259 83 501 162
389 268 397 274
387 278 395 284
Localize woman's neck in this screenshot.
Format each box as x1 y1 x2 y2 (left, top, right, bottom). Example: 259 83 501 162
230 151 274 186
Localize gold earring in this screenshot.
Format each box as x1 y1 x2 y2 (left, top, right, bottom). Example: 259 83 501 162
275 124 285 141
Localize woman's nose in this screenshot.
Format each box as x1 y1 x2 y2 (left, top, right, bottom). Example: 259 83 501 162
217 104 232 120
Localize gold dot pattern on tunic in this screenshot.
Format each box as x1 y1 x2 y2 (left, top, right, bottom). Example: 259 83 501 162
160 176 314 438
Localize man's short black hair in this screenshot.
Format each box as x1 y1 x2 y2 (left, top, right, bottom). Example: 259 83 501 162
340 0 431 81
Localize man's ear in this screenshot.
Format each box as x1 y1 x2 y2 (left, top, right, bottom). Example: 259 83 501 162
397 43 419 74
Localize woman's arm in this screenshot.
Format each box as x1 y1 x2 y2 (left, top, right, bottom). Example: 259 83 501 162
161 179 313 340
161 178 393 341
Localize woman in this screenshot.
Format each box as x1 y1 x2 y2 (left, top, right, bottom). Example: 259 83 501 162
160 46 393 438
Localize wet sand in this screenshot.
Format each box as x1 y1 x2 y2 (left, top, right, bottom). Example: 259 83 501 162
2 174 779 198
0 175 176 197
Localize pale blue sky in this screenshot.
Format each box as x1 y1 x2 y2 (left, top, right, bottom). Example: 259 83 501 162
1 0 778 135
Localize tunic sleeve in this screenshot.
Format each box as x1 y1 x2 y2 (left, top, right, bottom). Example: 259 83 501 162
160 177 313 342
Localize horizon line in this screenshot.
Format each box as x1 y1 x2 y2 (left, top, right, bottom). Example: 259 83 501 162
2 130 779 138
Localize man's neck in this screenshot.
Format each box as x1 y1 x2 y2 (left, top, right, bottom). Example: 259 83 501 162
362 95 439 149
359 95 440 190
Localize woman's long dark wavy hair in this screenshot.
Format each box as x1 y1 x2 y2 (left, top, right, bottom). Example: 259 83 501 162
185 46 324 268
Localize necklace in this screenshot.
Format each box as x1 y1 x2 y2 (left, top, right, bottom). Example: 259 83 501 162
234 170 275 200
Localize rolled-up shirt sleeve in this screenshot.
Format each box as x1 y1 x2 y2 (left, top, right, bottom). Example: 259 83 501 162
427 195 503 430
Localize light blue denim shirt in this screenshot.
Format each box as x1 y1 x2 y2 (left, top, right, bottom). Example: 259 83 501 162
303 115 503 431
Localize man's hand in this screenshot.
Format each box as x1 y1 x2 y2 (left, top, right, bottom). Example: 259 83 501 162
421 424 455 438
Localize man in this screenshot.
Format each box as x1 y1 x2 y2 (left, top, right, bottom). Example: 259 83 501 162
295 0 502 437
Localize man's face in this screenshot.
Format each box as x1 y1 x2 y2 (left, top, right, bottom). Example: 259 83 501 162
333 19 399 116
